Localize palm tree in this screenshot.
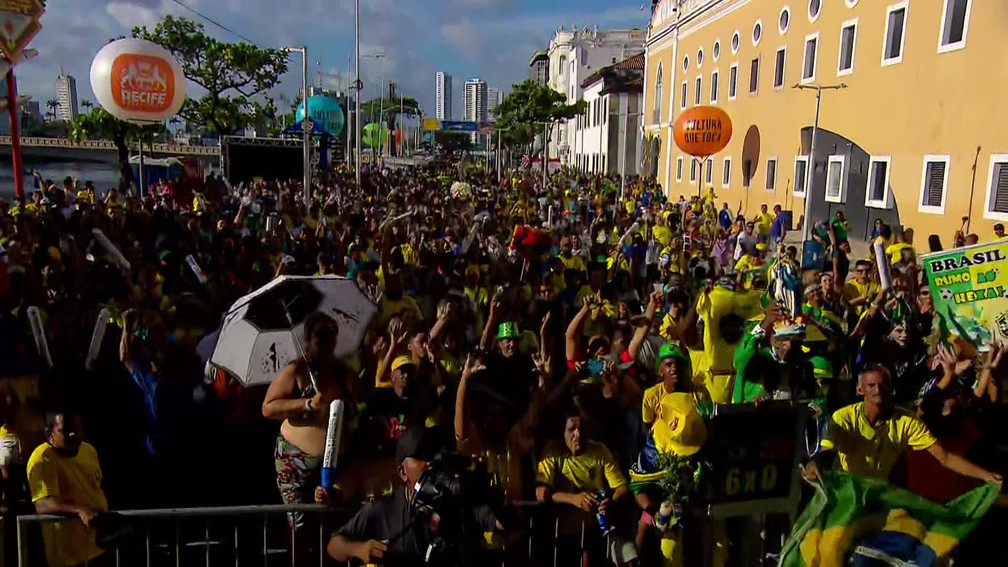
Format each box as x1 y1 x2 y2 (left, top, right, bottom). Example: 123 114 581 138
46 98 58 121
81 99 93 111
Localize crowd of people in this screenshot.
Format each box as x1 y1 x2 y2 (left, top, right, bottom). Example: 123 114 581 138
0 160 1005 567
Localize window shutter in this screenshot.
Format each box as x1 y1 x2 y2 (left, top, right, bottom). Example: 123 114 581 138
926 162 946 207
994 163 1008 213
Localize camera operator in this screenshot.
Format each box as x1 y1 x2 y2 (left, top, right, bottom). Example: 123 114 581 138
328 427 503 566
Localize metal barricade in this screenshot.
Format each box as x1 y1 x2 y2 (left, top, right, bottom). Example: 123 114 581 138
15 504 337 567
14 502 628 567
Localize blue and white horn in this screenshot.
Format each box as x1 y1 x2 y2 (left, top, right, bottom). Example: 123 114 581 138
26 306 52 369
91 229 131 272
321 400 345 497
186 254 208 285
85 308 111 370
873 237 893 291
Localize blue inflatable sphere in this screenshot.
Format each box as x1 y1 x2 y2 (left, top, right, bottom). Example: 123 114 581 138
295 95 345 137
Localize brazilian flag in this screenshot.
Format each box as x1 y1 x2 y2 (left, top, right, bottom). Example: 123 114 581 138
779 471 998 567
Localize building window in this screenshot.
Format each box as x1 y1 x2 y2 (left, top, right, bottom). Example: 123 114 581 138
766 158 778 189
793 156 808 196
753 21 763 45
711 70 719 103
825 156 846 203
728 64 738 99
722 157 732 187
779 7 790 34
694 76 702 105
865 156 891 208
713 40 721 60
681 81 688 109
838 19 858 75
697 49 704 67
774 47 786 88
683 55 690 71
676 156 684 182
690 159 698 182
883 2 908 66
653 64 663 123
705 158 714 184
803 33 818 82
808 0 822 21
984 155 1008 219
731 31 740 54
938 0 971 52
749 58 759 94
919 155 950 213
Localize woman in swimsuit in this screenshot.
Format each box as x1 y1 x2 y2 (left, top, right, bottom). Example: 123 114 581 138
262 313 353 562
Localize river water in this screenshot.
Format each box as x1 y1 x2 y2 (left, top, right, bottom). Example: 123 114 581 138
0 159 221 199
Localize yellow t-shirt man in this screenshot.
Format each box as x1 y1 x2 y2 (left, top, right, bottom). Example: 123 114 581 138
26 442 109 567
536 440 628 494
821 402 937 480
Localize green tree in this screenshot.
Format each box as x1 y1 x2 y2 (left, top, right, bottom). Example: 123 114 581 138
132 16 289 135
433 131 473 156
360 87 420 155
71 107 165 192
45 98 58 121
492 79 585 150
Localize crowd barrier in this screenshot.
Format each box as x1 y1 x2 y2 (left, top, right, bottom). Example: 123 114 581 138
12 502 637 567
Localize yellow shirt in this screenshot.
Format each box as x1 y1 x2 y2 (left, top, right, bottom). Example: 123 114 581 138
652 225 672 248
821 403 936 480
755 212 774 235
842 279 879 318
642 384 707 455
26 443 109 567
377 295 424 328
559 254 586 273
536 441 628 493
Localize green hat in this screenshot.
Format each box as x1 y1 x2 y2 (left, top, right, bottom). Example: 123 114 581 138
655 343 689 373
495 321 520 341
810 356 834 380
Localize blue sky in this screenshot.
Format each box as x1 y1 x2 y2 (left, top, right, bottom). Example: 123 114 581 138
19 0 650 120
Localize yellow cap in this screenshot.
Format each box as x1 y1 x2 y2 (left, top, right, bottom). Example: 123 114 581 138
391 356 414 372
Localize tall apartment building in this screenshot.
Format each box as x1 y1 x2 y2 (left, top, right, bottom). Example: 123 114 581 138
529 50 550 85
464 78 488 145
487 87 503 119
435 72 453 120
55 72 78 122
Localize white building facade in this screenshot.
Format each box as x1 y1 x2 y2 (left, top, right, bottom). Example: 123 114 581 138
435 72 452 120
572 53 645 177
464 78 488 144
546 26 646 166
55 73 78 122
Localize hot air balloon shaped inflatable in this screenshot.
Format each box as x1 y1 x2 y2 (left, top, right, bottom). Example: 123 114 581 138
90 38 187 124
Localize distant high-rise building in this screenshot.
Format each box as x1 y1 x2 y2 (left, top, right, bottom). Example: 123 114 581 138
55 73 78 122
487 87 503 119
464 78 488 145
463 78 487 123
529 50 549 85
435 72 452 120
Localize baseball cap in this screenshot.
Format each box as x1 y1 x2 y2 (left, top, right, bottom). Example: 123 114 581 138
395 427 443 465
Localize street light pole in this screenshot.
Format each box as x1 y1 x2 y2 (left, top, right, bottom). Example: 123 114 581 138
793 82 847 240
354 0 362 186
287 46 311 204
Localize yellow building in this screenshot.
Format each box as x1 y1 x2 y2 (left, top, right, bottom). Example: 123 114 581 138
644 0 1007 241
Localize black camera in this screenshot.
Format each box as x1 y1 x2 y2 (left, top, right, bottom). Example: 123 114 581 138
411 453 506 566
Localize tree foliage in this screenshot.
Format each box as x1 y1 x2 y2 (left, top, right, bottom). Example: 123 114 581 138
433 131 473 156
361 94 420 155
492 79 586 148
132 16 289 135
70 107 165 191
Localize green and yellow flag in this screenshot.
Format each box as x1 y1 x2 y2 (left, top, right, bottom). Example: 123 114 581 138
779 471 998 567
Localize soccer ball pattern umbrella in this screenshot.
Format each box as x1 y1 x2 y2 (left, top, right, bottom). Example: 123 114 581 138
210 276 377 387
